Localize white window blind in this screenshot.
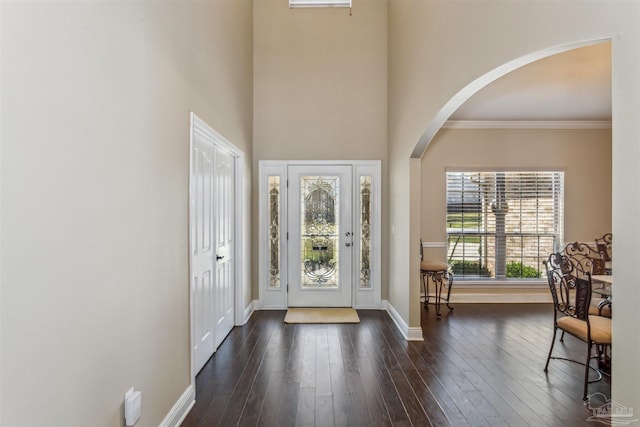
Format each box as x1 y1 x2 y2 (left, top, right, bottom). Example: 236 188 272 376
446 171 564 280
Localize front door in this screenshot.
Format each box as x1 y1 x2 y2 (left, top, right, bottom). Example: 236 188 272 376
287 165 353 307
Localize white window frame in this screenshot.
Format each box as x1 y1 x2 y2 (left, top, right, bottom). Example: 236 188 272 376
445 168 564 285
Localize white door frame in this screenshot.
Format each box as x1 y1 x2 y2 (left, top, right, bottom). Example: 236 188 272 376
258 160 381 310
189 113 245 383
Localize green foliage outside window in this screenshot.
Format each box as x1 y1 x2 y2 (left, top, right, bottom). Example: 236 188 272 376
505 262 541 278
450 260 491 277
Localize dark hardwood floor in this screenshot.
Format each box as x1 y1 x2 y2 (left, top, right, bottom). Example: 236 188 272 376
182 304 610 426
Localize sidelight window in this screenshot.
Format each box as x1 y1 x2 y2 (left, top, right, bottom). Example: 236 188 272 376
268 176 281 289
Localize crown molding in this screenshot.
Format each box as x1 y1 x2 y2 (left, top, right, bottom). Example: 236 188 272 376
443 120 612 130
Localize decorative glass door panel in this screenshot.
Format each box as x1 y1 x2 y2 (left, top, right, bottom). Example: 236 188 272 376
301 175 340 288
359 175 372 289
288 166 352 307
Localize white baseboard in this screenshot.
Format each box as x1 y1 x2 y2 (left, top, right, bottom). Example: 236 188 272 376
255 302 384 310
255 304 288 310
354 304 385 310
159 385 195 427
242 300 257 324
383 300 423 341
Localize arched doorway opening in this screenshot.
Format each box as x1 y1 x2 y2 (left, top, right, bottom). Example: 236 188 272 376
415 39 612 315
411 38 610 158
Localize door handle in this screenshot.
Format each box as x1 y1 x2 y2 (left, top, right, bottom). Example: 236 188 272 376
216 255 224 260
345 242 351 247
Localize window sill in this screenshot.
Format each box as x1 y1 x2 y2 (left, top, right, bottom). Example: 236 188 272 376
453 280 547 289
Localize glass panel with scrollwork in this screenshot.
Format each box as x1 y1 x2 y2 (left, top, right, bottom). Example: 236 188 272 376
268 176 280 289
360 176 372 288
300 176 340 288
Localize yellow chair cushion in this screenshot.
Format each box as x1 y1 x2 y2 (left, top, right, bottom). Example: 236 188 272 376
421 260 449 272
557 315 611 344
588 302 611 318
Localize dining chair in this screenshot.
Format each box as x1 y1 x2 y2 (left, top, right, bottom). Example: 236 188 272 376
544 252 612 400
563 241 612 318
594 233 612 274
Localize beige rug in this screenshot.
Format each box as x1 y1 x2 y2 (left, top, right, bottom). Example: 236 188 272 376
284 307 360 324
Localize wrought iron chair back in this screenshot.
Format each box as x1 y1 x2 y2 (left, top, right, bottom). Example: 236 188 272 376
594 232 612 263
545 252 592 322
563 241 606 275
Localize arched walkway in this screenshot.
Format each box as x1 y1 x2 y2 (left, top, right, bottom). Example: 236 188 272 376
411 38 610 158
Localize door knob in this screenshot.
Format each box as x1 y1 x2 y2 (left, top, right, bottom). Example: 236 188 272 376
216 255 224 260
345 242 351 247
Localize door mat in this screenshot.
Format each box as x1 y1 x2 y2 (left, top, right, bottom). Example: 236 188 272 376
284 308 360 324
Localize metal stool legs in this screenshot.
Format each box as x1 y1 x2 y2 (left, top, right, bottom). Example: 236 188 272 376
421 269 454 317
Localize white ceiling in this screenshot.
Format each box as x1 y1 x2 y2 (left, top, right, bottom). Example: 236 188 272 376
450 42 612 122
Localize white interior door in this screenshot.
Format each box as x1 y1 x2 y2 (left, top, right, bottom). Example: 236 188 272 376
287 165 353 307
213 148 235 349
191 133 215 374
190 132 236 374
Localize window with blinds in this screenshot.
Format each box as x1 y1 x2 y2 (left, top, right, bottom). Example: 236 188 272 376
446 171 564 280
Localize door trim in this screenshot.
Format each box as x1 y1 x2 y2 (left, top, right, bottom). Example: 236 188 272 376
258 160 382 310
189 113 245 382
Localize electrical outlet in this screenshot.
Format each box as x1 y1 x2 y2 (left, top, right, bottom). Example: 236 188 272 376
124 388 142 426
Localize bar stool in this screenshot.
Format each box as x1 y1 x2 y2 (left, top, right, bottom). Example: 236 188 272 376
419 240 454 317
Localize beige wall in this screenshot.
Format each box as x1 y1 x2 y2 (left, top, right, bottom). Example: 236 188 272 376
0 1 253 425
421 128 612 246
252 0 389 298
2 0 639 423
421 128 612 302
389 0 639 409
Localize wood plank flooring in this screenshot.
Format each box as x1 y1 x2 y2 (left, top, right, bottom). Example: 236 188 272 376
182 304 610 426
